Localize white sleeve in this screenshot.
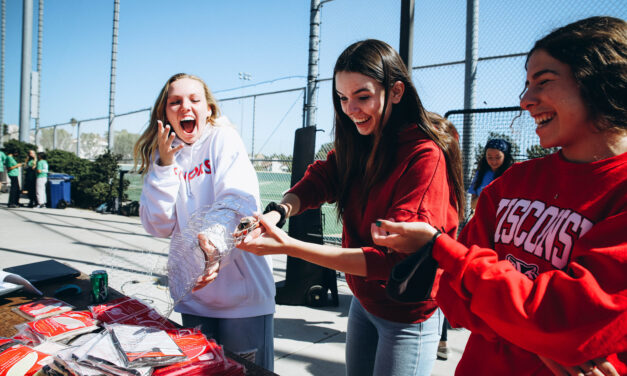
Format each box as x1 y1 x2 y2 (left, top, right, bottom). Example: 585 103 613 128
139 157 181 238
202 125 260 254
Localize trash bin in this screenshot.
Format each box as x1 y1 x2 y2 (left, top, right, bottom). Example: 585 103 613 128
47 173 73 209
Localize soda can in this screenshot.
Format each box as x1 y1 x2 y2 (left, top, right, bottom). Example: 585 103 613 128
90 270 108 303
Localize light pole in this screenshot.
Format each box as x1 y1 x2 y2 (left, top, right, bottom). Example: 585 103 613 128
238 72 251 138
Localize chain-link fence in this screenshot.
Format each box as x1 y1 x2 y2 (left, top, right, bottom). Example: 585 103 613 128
13 0 626 245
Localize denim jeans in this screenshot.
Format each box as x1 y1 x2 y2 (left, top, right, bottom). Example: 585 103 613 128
345 298 442 376
182 313 274 371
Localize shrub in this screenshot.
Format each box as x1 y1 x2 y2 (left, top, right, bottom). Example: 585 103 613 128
1 139 37 160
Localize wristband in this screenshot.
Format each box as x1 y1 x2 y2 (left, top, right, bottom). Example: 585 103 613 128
263 202 287 228
431 229 442 245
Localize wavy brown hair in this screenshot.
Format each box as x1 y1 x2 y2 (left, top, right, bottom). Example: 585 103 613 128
133 73 220 175
332 39 465 220
527 16 627 131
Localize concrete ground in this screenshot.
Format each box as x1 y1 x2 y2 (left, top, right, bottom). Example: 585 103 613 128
0 191 468 375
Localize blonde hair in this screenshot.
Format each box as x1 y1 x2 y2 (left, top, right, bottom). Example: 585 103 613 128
133 73 220 175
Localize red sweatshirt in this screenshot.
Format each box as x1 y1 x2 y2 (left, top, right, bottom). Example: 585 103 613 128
289 123 459 323
433 151 627 375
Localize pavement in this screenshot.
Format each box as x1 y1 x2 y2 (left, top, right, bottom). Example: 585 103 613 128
0 191 469 375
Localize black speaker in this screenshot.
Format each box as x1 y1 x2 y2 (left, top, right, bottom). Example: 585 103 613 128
274 126 339 307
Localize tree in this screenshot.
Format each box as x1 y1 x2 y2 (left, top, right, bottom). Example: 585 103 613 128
526 145 559 159
1 139 37 161
40 128 74 152
39 128 55 151
113 130 140 161
315 142 334 160
80 132 106 159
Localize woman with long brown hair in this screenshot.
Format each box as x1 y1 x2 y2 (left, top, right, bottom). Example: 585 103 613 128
236 39 464 376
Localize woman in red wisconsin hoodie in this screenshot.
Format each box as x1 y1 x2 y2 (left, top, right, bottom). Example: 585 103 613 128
372 16 627 376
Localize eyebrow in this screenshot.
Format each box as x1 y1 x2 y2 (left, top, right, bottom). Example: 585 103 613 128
336 87 371 96
525 68 559 87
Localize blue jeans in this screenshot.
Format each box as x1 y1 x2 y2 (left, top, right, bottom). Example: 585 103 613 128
345 298 442 376
182 313 274 371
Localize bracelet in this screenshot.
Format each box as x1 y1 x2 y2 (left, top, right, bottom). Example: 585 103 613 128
431 229 442 245
263 202 287 228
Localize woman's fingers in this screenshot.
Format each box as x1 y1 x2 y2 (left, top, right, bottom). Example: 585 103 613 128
586 358 618 376
193 261 219 291
192 233 220 291
375 218 404 234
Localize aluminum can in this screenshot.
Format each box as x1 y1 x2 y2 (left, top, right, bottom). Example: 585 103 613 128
90 270 108 303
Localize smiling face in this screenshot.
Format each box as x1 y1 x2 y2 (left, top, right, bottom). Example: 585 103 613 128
520 49 598 160
334 71 403 136
485 148 505 171
165 77 212 144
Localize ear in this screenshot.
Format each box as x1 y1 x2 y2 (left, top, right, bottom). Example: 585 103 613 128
390 81 405 104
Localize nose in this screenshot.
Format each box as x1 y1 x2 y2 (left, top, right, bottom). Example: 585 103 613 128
345 99 359 115
520 87 536 111
181 98 192 111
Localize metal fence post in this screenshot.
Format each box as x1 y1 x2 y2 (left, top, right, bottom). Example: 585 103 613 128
462 0 479 218
19 0 33 142
251 95 256 158
76 121 81 157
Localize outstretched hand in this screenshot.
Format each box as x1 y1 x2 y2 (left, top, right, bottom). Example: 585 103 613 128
157 120 184 166
192 233 220 291
234 214 294 256
371 219 438 253
538 355 619 376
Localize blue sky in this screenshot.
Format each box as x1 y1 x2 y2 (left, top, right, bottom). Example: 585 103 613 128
2 0 626 156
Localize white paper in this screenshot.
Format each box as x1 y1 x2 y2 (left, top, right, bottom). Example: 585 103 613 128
0 281 23 296
0 271 43 295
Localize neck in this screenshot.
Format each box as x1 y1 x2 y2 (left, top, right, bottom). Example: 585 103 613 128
562 129 627 163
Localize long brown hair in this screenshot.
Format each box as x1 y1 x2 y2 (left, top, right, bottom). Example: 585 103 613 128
332 39 465 219
133 73 220 175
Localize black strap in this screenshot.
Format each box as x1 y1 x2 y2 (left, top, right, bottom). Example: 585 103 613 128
386 230 442 303
263 201 287 228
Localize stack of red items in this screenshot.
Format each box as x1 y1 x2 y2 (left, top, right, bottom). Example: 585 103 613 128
153 328 246 376
89 296 176 331
17 311 99 344
12 298 73 321
0 344 51 376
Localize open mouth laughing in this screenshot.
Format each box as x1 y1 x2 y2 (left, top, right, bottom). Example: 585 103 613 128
180 116 196 133
533 112 555 129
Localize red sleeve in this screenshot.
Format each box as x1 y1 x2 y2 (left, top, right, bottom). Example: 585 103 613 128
288 150 339 213
364 142 458 281
433 210 627 365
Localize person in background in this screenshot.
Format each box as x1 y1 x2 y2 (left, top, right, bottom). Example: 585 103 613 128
23 149 37 208
36 152 48 208
5 149 23 208
372 16 626 375
236 39 465 376
0 149 6 193
467 138 514 212
133 73 275 370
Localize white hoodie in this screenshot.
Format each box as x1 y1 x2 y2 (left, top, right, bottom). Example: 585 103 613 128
140 118 275 318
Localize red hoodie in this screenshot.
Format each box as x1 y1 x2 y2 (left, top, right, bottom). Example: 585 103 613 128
289 123 459 323
434 151 627 375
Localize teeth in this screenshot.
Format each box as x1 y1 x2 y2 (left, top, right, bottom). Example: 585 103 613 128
182 116 195 121
353 118 368 124
534 113 554 125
